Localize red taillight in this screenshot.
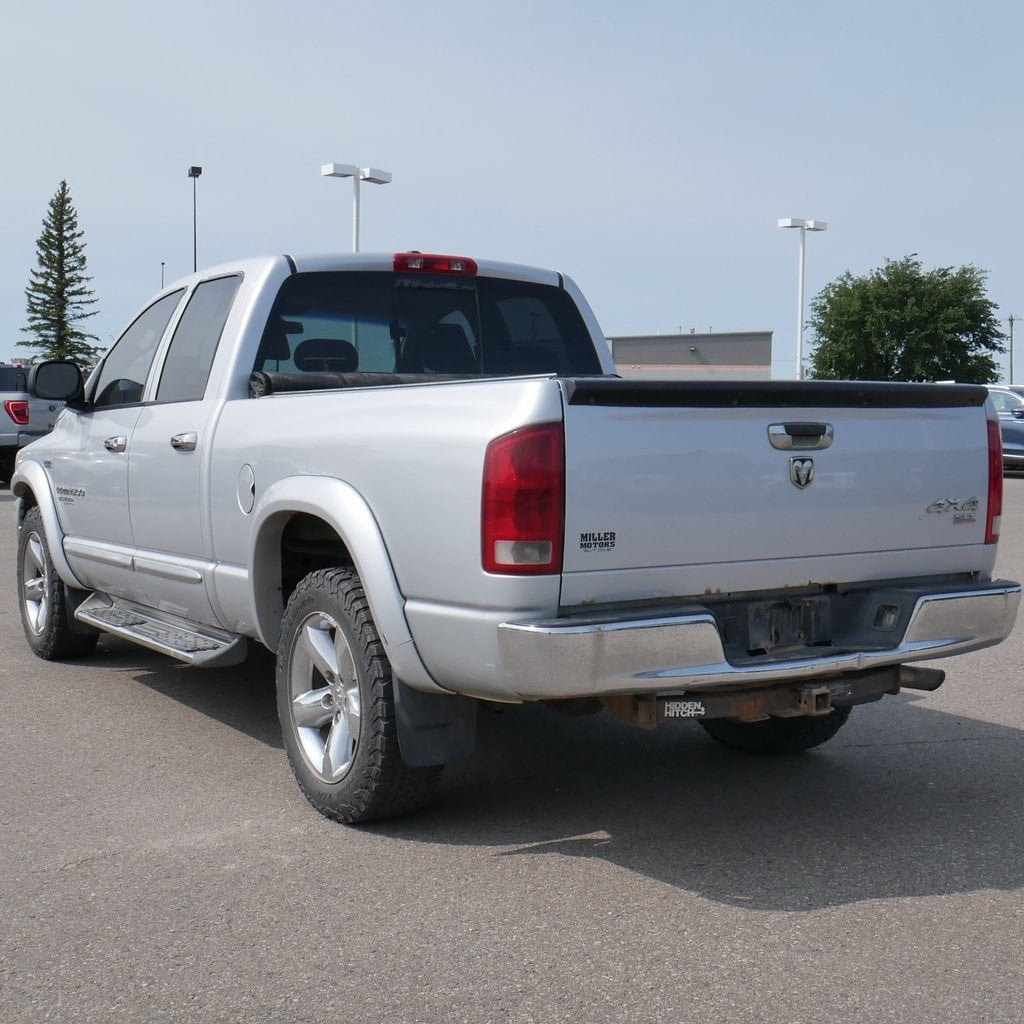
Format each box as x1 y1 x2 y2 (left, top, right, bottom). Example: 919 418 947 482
394 252 478 276
4 400 29 426
482 422 564 575
986 417 1003 544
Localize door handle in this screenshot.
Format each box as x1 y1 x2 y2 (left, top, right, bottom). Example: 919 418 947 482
170 432 198 452
103 435 127 453
767 423 834 451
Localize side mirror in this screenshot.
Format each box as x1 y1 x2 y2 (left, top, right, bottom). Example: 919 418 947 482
27 360 85 405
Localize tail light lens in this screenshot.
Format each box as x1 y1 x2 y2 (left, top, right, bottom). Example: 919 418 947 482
482 422 564 575
986 417 1002 544
4 400 29 426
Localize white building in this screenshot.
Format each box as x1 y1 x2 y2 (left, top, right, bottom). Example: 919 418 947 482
608 330 773 380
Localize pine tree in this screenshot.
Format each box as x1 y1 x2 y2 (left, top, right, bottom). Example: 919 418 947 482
20 180 103 364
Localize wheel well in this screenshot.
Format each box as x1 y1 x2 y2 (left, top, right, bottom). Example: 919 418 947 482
12 484 37 524
280 513 354 607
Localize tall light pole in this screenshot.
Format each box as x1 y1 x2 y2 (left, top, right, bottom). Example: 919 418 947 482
188 166 202 272
778 218 827 379
1009 314 1019 385
321 163 392 252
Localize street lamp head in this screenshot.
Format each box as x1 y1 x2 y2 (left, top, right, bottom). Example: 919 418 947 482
188 166 202 178
321 162 359 179
778 217 827 231
321 163 392 185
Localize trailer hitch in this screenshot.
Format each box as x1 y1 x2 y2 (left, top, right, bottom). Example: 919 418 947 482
600 664 945 729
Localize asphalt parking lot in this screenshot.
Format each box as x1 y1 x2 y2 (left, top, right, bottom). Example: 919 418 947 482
1 483 1022 1024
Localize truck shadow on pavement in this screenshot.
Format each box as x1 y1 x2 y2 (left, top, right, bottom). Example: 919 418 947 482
85 638 1023 913
377 695 1024 913
85 635 283 748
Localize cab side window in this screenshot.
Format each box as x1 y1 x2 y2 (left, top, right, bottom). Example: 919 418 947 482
157 276 241 403
92 290 185 408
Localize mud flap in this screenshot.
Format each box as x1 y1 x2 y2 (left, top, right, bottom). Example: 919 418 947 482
63 585 100 636
393 678 478 767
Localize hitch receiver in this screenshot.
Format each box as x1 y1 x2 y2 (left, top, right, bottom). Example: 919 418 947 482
794 685 833 717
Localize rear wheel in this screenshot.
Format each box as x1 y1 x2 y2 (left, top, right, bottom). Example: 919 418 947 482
276 567 441 823
17 506 99 659
0 451 14 486
699 706 852 755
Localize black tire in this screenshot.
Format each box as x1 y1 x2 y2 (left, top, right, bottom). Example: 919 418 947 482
17 506 100 660
276 567 441 824
0 451 14 487
699 706 852 755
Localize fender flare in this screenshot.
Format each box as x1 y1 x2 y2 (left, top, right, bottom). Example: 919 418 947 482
11 462 87 590
249 475 448 695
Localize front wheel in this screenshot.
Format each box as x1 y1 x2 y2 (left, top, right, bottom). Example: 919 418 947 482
699 706 852 755
17 506 99 660
276 567 441 824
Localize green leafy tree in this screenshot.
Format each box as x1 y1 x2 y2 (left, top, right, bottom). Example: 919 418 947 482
20 180 103 364
807 255 1004 383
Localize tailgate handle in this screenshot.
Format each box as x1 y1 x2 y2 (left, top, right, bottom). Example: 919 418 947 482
768 423 833 451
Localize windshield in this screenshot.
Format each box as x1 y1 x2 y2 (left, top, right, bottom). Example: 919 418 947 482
255 271 601 377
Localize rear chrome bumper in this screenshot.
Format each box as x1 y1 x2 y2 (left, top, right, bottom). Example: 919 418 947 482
496 582 1021 700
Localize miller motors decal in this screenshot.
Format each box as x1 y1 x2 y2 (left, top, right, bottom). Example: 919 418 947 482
579 530 616 552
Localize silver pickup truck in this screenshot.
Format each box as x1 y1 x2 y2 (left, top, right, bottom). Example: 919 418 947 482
0 363 63 486
13 251 1021 823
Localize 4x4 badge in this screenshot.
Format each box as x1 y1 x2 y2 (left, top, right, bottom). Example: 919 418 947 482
790 457 814 488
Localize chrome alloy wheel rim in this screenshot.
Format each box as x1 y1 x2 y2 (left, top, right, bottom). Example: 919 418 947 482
21 529 50 637
288 612 362 783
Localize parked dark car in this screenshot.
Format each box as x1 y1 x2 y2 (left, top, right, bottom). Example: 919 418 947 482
987 386 1024 471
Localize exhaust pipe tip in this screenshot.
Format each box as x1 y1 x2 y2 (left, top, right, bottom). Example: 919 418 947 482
897 665 946 692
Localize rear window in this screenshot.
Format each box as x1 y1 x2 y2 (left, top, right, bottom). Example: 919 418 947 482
0 367 27 391
254 271 602 377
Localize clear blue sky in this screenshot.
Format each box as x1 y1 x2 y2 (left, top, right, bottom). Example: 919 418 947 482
2 0 1022 379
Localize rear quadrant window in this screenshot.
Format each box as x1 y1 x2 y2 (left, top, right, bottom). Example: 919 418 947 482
157 275 241 403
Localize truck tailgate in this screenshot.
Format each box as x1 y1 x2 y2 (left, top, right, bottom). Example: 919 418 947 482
559 379 994 605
